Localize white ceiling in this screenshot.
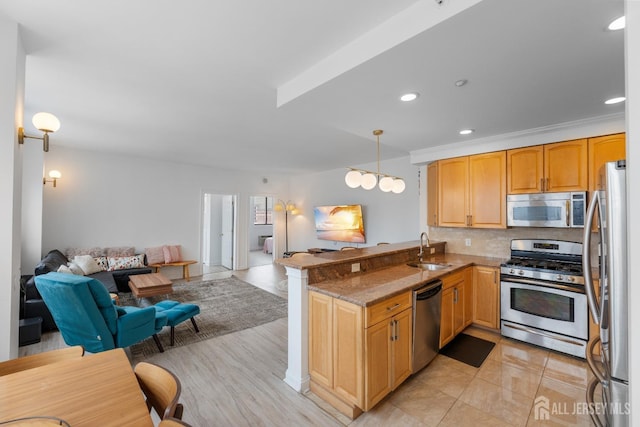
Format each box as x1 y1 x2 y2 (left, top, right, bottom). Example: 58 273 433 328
1 0 625 175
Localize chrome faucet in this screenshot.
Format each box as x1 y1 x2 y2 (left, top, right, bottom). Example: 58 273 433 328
418 231 430 262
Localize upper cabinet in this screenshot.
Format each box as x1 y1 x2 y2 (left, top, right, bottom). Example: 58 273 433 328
426 162 438 227
507 139 588 194
437 151 506 228
588 133 626 191
506 145 544 193
428 133 624 230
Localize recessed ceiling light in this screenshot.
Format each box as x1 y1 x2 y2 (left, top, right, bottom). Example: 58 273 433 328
608 16 625 31
400 93 419 102
454 79 468 87
459 129 474 135
605 96 626 105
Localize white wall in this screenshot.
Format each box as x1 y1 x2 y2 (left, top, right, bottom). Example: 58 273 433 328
20 142 44 272
40 146 290 277
288 156 420 251
0 18 25 360
625 0 639 421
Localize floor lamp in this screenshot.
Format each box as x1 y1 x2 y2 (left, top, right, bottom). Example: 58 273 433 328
274 200 297 254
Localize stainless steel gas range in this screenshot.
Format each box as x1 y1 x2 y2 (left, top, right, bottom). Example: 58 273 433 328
500 239 588 358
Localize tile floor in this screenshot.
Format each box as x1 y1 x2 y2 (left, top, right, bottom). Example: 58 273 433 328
349 325 596 426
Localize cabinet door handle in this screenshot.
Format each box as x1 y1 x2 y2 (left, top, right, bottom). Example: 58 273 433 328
454 288 458 304
386 303 401 312
566 200 570 227
540 178 544 192
494 270 497 284
394 319 399 341
390 320 396 341
546 178 550 192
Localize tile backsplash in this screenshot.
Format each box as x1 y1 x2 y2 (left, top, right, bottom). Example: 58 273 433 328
429 226 595 261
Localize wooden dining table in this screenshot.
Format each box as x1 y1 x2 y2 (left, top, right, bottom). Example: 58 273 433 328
0 348 153 426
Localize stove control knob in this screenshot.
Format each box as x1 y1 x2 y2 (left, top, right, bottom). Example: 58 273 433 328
509 269 515 274
567 276 575 282
556 275 563 281
518 270 524 276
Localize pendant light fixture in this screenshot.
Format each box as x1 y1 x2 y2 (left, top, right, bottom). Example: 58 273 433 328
344 130 405 194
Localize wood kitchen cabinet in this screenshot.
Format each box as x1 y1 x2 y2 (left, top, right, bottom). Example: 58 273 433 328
365 306 411 408
473 266 500 329
308 290 412 416
588 133 626 232
426 162 438 227
439 267 473 348
438 151 506 228
588 133 625 191
507 139 587 194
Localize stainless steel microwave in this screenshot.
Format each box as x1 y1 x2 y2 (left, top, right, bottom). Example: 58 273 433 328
506 192 586 228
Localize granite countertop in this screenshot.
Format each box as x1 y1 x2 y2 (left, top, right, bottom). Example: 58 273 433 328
276 241 426 269
307 253 504 307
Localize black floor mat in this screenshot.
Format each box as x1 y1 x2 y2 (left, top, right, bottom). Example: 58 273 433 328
440 333 496 368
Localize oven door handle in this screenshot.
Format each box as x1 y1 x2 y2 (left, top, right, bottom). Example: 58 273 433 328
583 190 601 324
501 276 585 294
502 322 586 347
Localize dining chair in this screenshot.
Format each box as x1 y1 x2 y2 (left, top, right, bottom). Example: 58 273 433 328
159 417 192 427
134 361 184 420
0 345 84 376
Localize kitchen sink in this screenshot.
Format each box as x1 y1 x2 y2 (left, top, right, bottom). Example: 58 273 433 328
406 262 451 271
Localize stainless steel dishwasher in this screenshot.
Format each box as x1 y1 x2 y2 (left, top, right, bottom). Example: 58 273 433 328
412 279 442 373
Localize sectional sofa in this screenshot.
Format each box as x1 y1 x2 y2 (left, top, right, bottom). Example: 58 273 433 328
23 249 152 331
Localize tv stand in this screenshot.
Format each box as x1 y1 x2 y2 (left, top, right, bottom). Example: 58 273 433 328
307 248 338 254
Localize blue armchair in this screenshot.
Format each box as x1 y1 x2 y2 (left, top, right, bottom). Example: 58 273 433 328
35 272 168 353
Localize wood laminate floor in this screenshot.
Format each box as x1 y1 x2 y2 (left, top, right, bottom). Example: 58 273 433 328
20 263 594 426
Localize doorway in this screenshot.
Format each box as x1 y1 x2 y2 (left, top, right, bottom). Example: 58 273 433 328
202 193 236 273
249 195 274 267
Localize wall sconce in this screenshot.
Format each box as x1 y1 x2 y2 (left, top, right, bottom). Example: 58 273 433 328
274 200 298 253
345 130 405 194
43 170 62 187
18 112 61 152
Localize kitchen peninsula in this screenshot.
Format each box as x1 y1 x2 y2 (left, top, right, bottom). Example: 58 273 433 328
276 241 503 417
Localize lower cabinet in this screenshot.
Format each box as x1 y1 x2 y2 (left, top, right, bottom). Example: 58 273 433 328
473 266 500 329
309 290 412 416
365 307 412 408
439 267 473 348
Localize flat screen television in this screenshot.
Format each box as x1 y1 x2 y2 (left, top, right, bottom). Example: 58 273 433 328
313 204 365 243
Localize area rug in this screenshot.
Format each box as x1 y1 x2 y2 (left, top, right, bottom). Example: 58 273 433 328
120 276 288 358
439 333 496 368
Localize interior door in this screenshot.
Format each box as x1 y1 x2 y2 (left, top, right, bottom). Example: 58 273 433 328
221 195 234 269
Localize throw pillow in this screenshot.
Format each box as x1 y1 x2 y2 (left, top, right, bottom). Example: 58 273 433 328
94 256 109 271
73 255 102 275
57 264 73 274
67 262 84 275
105 246 136 257
107 254 145 271
145 246 165 265
163 245 182 263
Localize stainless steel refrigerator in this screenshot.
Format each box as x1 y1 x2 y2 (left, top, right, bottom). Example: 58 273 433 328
584 160 629 426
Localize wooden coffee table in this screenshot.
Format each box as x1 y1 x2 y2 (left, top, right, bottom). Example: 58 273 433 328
128 273 173 298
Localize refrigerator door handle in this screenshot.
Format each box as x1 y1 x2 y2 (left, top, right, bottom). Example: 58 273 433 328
583 191 601 323
586 377 606 427
586 336 606 383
